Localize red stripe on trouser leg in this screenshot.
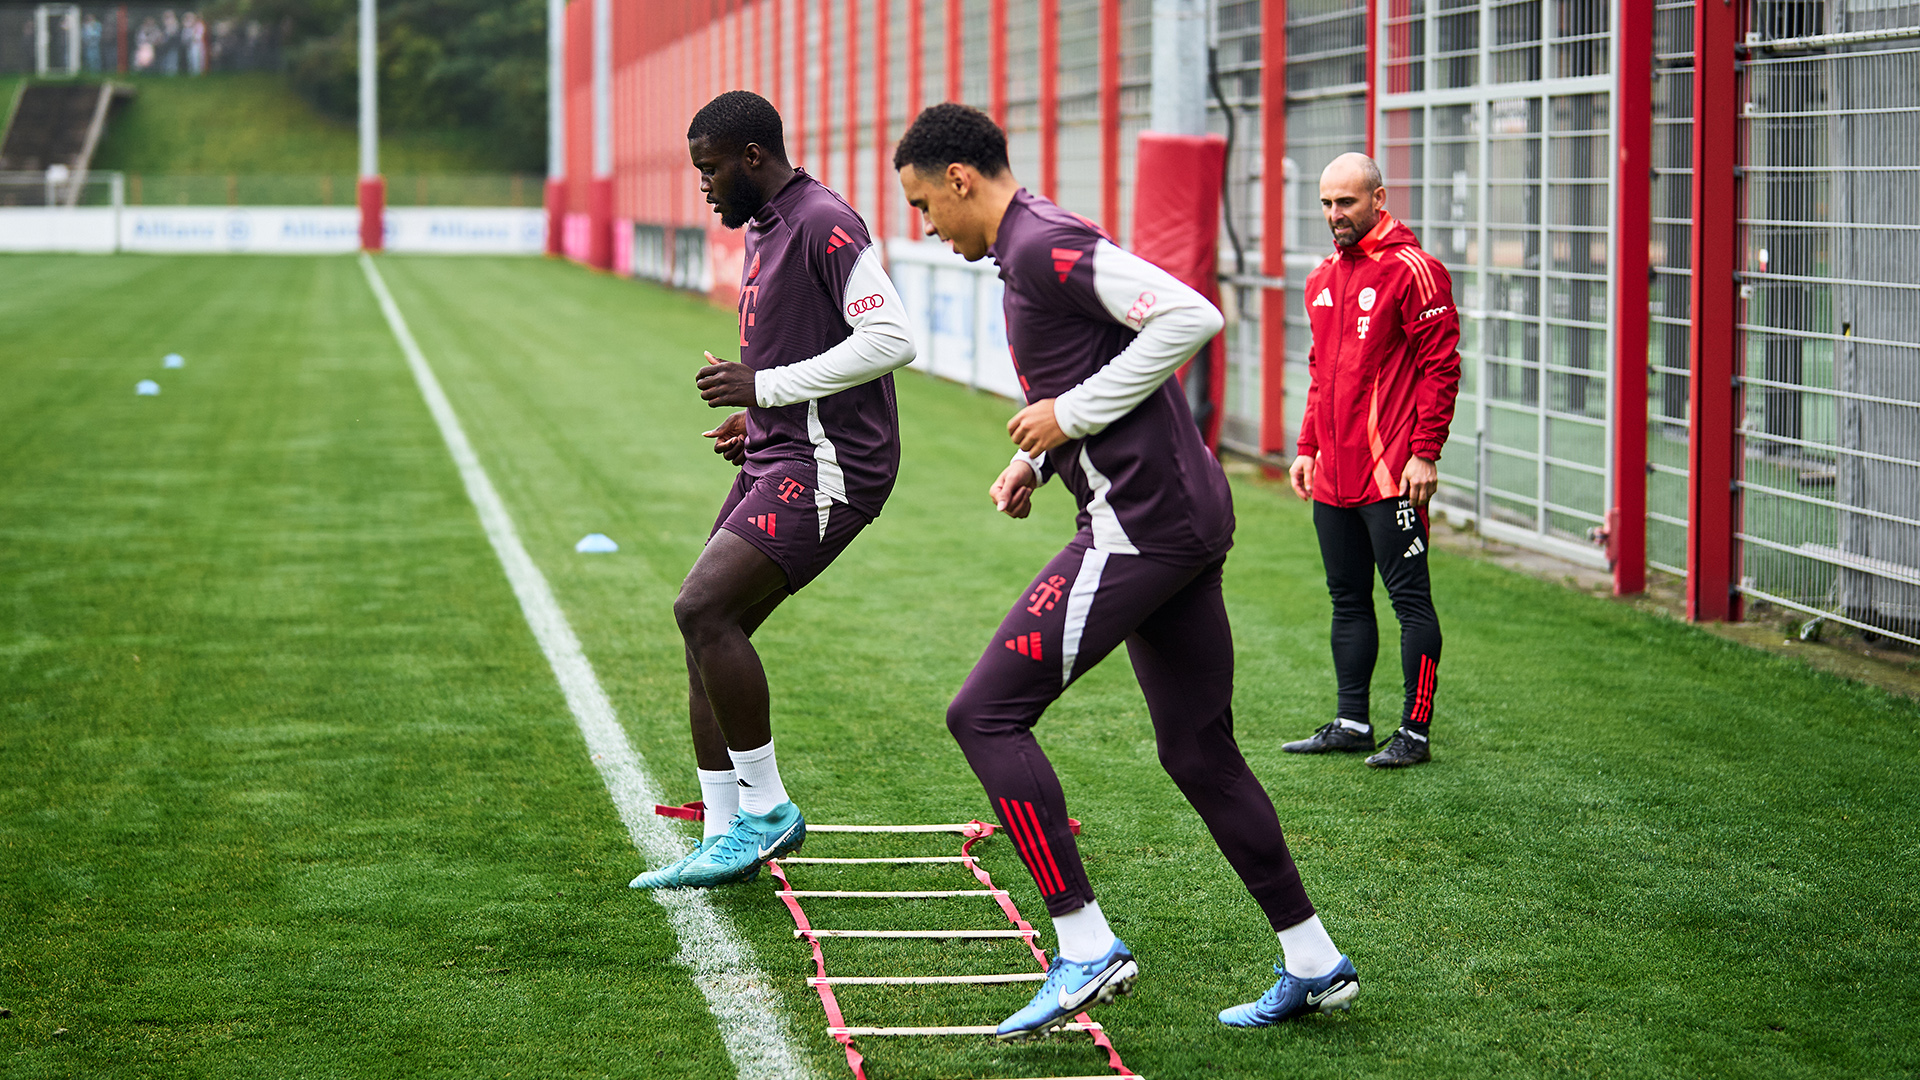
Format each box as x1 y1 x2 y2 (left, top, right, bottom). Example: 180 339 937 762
1411 656 1435 724
998 797 1053 894
1014 801 1064 895
1016 800 1067 896
1010 800 1063 896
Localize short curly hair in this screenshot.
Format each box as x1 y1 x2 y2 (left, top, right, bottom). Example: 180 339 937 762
892 103 1009 177
687 90 787 156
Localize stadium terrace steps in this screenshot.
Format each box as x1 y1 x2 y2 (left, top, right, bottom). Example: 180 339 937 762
0 80 134 204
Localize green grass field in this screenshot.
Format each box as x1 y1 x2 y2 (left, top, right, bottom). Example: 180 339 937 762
3 253 1917 1079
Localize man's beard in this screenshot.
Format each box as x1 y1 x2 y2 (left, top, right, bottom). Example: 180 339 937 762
719 203 753 229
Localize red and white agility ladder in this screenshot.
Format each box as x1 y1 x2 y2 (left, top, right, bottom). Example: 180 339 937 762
656 804 1140 1080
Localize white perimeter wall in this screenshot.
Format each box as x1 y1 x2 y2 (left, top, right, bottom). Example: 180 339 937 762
887 238 1021 402
0 207 549 255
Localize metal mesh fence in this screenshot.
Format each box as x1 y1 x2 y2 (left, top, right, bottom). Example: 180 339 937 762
1376 0 1616 563
1648 0 1693 578
1283 0 1370 450
1735 0 1920 643
1214 0 1268 453
0 167 117 204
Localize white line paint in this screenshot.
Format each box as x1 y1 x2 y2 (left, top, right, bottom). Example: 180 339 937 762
359 254 817 1080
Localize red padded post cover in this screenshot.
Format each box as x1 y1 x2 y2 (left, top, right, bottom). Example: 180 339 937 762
1130 131 1228 451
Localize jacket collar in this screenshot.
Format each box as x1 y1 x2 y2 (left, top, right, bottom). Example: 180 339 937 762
1340 211 1400 261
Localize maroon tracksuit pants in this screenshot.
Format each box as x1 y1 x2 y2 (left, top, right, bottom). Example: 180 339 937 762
946 530 1317 931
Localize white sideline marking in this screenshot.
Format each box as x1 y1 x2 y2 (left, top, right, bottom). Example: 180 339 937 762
359 254 817 1080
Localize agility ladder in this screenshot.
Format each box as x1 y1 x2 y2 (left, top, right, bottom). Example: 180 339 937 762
656 804 1139 1080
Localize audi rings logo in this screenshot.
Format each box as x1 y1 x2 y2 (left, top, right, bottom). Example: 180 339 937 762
846 294 885 316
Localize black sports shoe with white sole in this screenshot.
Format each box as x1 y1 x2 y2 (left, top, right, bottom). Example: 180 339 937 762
1365 726 1431 767
1283 722 1377 754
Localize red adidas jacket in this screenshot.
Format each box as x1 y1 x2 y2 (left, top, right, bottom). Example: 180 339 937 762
1297 212 1462 507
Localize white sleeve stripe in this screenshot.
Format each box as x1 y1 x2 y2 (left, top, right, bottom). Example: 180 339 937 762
1049 240 1223 439
753 245 917 409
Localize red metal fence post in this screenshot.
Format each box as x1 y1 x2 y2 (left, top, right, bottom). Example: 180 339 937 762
1040 0 1059 201
947 0 963 102
876 0 890 241
1364 0 1378 154
845 0 859 210
1261 0 1289 459
1611 0 1652 594
1099 0 1119 237
820 0 833 187
909 0 925 236
794 0 807 167
1686 0 1740 621
990 0 1007 124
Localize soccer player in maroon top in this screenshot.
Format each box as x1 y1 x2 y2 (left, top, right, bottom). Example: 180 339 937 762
895 103 1357 1039
1281 153 1462 768
630 91 917 890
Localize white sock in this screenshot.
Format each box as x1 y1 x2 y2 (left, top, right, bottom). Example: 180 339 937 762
1051 900 1117 963
1277 914 1343 979
727 740 789 817
1337 718 1372 733
696 768 739 839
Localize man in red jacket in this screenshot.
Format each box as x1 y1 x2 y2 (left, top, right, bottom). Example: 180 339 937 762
1284 152 1461 768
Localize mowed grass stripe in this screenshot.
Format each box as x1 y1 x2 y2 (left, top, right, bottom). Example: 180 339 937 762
373 256 1920 1080
0 254 738 1077
359 252 817 1080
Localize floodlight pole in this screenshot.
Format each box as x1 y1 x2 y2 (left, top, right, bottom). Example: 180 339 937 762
358 0 384 252
588 0 614 271
545 0 565 257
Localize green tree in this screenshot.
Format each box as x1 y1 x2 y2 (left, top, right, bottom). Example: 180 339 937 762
215 0 548 172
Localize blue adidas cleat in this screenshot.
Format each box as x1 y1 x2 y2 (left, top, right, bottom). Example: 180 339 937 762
675 802 806 888
995 938 1138 1042
1218 955 1359 1027
629 836 729 889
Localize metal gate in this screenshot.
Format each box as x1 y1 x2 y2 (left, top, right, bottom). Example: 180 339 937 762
1735 0 1920 643
1374 0 1618 566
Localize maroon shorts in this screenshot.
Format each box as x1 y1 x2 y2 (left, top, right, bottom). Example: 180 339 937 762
711 469 872 593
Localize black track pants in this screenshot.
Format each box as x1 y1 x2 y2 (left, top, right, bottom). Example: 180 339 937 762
945 531 1317 932
1313 496 1443 727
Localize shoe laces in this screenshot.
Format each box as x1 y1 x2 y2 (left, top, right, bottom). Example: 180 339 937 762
705 813 756 860
1259 963 1299 1007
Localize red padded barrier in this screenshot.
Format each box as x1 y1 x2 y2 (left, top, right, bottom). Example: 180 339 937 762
1130 132 1228 451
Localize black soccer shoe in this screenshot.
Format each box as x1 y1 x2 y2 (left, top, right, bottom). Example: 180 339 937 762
1282 722 1377 754
1364 727 1431 768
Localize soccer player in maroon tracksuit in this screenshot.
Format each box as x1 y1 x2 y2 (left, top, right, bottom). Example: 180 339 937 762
631 91 918 889
895 103 1359 1040
1282 153 1462 768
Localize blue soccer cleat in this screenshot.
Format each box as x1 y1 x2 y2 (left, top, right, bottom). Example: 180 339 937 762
675 802 806 888
1217 955 1359 1027
996 938 1138 1042
629 836 726 889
